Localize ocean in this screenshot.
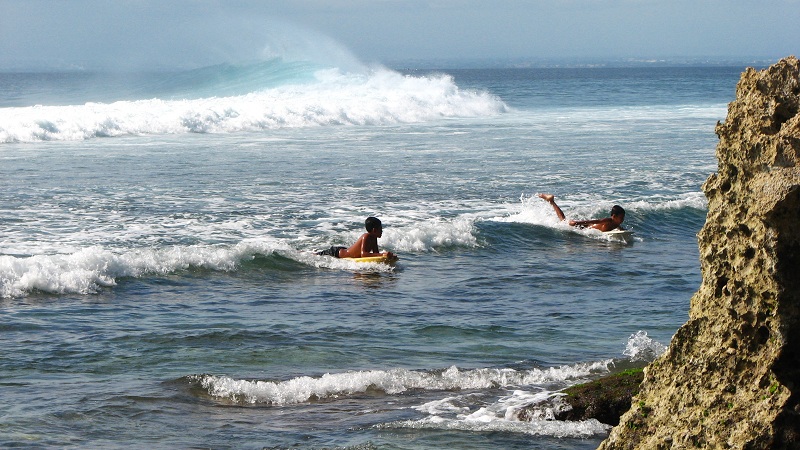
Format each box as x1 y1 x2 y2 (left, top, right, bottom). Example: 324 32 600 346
1 58 747 448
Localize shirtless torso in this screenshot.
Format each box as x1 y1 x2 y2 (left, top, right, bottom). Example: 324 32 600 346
339 232 382 258
569 217 621 232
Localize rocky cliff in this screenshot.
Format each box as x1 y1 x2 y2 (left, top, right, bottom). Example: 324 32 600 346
600 56 800 449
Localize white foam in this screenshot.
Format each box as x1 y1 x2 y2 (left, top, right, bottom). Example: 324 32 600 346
518 103 727 126
295 252 396 273
413 395 473 416
194 361 613 406
0 211 489 296
432 388 592 434
195 334 660 410
364 334 673 437
0 68 507 143
0 238 291 297
623 330 667 362
491 194 628 242
298 212 485 258
493 193 592 228
381 216 480 252
377 416 610 438
496 191 707 235
622 191 707 211
414 389 564 422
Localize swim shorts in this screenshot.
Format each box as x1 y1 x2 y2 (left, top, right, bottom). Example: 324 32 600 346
316 246 347 258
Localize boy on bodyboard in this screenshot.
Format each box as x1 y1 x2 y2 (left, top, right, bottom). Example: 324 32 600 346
317 217 396 261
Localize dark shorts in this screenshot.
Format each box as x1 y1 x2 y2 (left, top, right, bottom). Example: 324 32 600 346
316 246 347 258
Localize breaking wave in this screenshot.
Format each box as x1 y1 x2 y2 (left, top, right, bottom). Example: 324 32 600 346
0 61 507 143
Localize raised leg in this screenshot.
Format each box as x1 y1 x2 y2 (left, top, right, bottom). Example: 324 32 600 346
538 193 566 221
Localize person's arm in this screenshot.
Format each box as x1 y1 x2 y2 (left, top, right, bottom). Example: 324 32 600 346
569 218 603 227
570 218 617 231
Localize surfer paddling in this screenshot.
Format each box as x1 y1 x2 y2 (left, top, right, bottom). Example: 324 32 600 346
538 193 625 232
317 217 396 259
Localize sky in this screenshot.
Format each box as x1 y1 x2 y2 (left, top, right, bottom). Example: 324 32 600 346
1 0 798 70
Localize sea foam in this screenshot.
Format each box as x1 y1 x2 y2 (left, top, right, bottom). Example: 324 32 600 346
0 68 507 143
379 216 480 252
0 213 489 297
376 415 611 438
193 361 615 438
192 360 613 406
194 329 668 407
0 238 291 297
376 333 666 438
494 192 707 239
623 330 667 362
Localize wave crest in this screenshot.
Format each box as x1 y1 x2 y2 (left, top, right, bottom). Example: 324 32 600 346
0 67 507 143
0 239 290 297
189 361 612 406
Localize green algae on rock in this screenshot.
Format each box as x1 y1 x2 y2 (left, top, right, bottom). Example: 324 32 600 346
514 368 645 426
556 368 645 426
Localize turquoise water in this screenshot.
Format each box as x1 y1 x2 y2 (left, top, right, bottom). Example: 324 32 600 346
1 61 746 448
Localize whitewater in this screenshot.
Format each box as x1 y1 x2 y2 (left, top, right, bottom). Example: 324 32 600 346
1 55 748 448
0 61 506 143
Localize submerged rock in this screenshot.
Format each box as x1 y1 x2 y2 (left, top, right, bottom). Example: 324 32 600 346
513 368 644 426
555 368 644 426
600 57 800 448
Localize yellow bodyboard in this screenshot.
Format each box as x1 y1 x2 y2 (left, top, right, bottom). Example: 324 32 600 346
342 255 398 264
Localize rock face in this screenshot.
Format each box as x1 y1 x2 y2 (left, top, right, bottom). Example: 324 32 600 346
600 57 800 449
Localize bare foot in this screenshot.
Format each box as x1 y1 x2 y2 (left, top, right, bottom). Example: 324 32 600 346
540 193 566 221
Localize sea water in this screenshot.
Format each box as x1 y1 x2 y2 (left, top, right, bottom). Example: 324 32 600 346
1 58 747 448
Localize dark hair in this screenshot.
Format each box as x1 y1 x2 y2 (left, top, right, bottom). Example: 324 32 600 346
365 216 382 232
610 205 625 217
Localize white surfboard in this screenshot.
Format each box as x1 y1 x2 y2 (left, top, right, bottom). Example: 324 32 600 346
604 229 634 241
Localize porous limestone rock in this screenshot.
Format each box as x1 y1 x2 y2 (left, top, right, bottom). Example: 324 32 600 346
600 56 800 449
